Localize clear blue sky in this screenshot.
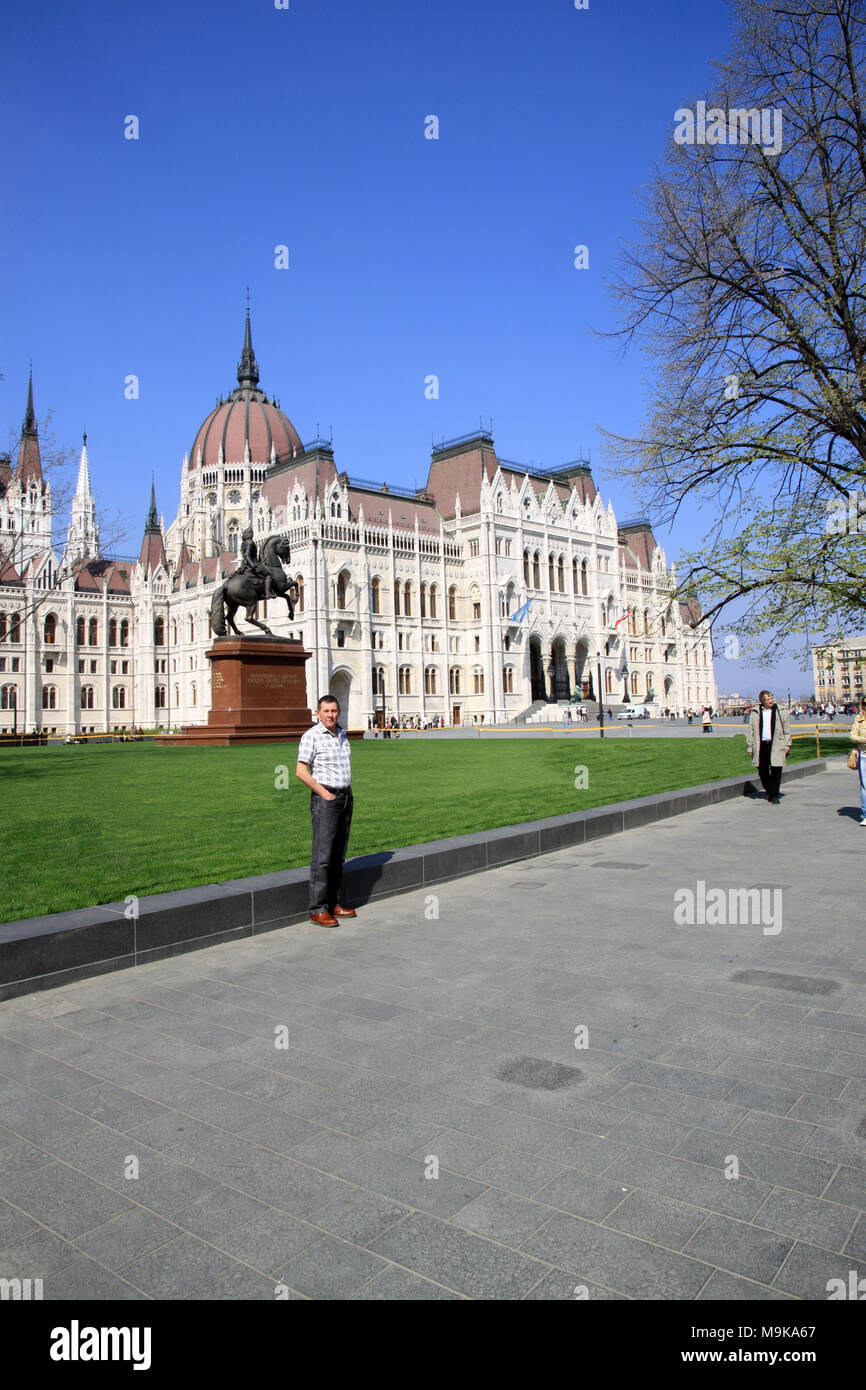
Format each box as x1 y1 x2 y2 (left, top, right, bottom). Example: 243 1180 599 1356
0 0 815 697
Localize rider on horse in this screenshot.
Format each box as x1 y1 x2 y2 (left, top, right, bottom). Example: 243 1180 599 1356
237 527 274 600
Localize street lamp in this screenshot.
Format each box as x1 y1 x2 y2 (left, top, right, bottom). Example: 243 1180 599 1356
596 651 605 739
622 655 630 705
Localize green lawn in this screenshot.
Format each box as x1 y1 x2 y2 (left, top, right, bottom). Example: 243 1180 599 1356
0 733 836 922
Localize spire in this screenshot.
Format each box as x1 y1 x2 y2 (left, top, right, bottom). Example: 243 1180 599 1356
236 292 259 389
16 368 43 484
68 432 100 561
139 478 166 573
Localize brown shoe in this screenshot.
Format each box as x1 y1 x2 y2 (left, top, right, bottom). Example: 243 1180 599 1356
332 904 357 918
310 911 338 927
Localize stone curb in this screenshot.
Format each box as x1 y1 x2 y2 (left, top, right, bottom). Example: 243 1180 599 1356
0 758 829 1002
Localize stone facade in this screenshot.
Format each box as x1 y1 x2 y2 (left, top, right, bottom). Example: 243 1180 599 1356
0 319 717 735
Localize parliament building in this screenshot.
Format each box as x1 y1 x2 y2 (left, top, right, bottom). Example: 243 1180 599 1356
0 312 717 735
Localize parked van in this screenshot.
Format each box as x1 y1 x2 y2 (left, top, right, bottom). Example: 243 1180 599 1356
617 704 653 720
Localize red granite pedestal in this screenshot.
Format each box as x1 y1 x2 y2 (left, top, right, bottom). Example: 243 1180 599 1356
158 637 313 746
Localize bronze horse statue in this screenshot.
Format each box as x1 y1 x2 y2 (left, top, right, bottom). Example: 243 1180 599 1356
210 535 299 637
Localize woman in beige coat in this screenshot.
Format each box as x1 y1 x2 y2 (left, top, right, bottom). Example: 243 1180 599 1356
850 697 866 824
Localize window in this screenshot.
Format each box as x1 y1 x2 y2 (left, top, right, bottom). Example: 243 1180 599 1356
171 620 178 644
600 603 607 626
581 560 588 596
44 613 57 644
89 617 98 645
503 666 514 693
42 686 56 709
471 592 481 621
429 585 438 619
155 686 166 708
372 666 385 696
10 614 20 643
468 539 479 557
336 571 347 609
549 554 555 589
371 577 380 614
474 635 480 653
110 660 117 674
227 521 239 553
524 550 531 586
504 634 510 652
605 669 613 694
154 617 165 646
1 685 17 709
336 629 345 648
45 659 54 674
191 682 197 707
394 581 401 616
533 552 540 588
420 584 427 618
557 557 565 593
112 686 126 709
473 668 484 694
448 586 456 620
109 618 117 646
0 614 6 642
295 576 304 611
449 667 461 695
631 672 639 695
120 619 129 647
403 583 412 617
90 659 97 674
424 666 437 694
399 666 411 694
189 616 195 642
81 686 94 709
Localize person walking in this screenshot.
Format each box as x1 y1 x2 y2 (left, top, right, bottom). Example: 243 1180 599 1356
746 689 792 804
295 694 356 927
849 697 866 825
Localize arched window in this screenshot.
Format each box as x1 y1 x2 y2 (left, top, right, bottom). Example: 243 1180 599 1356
42 685 56 709
81 686 94 709
403 583 412 617
120 619 129 647
174 684 180 707
473 668 484 694
0 614 7 642
631 671 639 695
533 552 540 588
370 577 380 614
394 581 401 616
548 554 555 589
372 665 385 696
503 666 514 693
581 559 589 596
191 682 197 707
111 686 126 709
524 550 531 586
189 615 195 642
75 615 84 645
336 571 347 609
471 587 481 621
399 666 411 694
449 667 461 695
9 613 20 643
660 613 667 636
227 521 239 553
572 558 578 593
155 686 166 708
429 585 438 619
1 686 16 709
108 618 117 646
154 617 165 646
420 583 427 618
557 557 565 592
643 609 650 634
44 613 57 644
600 603 606 626
646 672 655 695
448 586 456 620
425 666 437 694
605 669 613 694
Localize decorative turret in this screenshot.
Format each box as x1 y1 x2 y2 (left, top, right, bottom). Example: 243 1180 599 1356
139 479 167 574
68 433 100 561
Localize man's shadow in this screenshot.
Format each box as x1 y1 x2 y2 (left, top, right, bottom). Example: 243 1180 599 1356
836 806 862 822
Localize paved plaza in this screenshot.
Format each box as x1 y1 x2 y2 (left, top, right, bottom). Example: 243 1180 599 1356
0 759 863 1300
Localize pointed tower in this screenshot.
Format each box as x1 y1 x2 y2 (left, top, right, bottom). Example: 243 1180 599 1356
16 370 43 485
139 480 167 574
236 293 260 390
68 433 100 561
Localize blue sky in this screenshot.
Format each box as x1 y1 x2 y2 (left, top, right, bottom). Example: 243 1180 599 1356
0 0 816 697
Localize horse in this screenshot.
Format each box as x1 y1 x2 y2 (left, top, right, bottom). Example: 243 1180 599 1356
209 535 299 637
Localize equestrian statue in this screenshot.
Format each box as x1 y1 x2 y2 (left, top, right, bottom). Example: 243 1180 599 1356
210 529 299 637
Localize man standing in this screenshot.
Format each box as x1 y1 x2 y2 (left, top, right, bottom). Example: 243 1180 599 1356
296 695 356 927
746 689 792 803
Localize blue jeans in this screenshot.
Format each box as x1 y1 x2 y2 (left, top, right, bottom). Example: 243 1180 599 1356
309 788 353 913
859 754 866 820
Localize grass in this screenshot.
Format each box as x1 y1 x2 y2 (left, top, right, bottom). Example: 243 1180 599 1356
0 732 839 922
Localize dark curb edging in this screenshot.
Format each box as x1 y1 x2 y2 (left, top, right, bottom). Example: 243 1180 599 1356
0 758 829 1002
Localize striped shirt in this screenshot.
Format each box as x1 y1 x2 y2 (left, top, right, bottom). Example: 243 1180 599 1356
297 720 352 788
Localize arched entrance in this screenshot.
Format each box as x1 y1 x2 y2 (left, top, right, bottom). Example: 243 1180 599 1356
529 637 545 702
551 637 570 700
575 640 590 699
328 667 357 730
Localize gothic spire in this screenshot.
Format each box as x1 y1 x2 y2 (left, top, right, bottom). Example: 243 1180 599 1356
16 368 43 483
237 292 260 390
144 476 160 532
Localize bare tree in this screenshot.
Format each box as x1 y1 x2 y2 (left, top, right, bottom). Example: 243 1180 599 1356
600 0 866 658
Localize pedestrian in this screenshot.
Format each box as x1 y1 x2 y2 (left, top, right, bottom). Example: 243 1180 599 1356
702 708 712 734
746 689 792 804
849 697 866 826
295 694 356 928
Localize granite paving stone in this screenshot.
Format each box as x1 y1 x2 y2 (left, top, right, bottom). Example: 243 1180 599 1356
369 1212 551 1299
683 1213 794 1283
